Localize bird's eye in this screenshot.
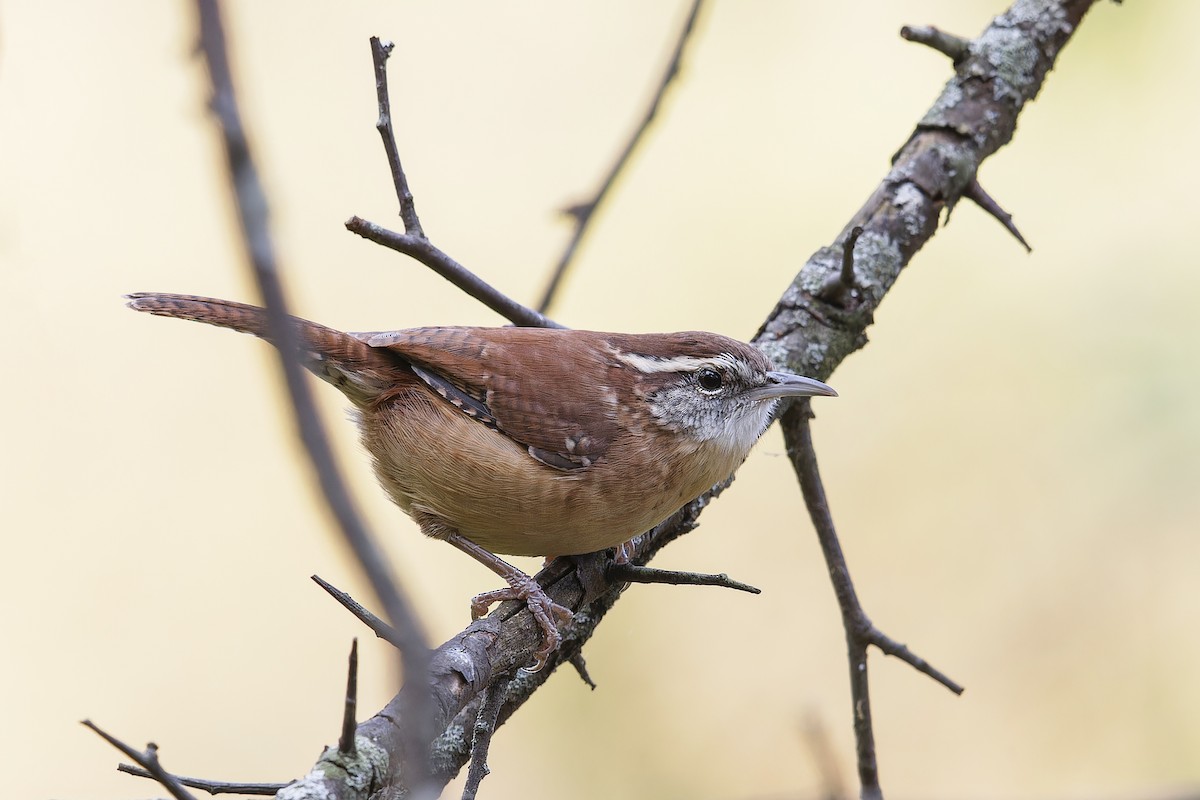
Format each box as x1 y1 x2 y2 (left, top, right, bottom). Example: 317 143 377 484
696 368 724 392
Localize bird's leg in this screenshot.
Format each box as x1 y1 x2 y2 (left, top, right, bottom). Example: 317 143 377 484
445 533 573 671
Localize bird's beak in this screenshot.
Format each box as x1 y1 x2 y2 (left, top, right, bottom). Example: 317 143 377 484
747 371 838 401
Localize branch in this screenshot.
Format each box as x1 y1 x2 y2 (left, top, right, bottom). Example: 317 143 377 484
370 36 425 238
262 1 1100 795
536 0 708 314
345 216 561 329
191 1 435 794
83 720 196 800
460 675 512 800
608 563 760 595
900 25 970 63
117 764 285 796
753 2 1096 794
781 405 963 797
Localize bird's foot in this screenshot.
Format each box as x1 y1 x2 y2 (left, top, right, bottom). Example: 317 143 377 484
470 574 573 672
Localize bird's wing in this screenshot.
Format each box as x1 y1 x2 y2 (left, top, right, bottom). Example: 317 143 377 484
357 327 624 471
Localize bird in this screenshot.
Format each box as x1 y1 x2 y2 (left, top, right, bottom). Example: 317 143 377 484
126 292 837 668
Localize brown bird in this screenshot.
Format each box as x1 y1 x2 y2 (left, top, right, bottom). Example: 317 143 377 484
127 293 836 668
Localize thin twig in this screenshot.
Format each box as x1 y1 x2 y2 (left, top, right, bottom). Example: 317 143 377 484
608 563 761 594
117 764 285 796
192 2 434 791
781 408 881 797
370 36 425 238
461 676 511 800
781 405 964 798
536 0 707 314
339 639 360 756
345 215 562 328
83 721 196 800
312 574 402 647
900 24 970 63
964 178 1032 252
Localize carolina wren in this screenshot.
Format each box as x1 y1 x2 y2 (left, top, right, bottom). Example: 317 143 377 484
127 293 836 667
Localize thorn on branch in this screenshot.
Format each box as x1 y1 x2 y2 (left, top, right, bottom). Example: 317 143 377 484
313 574 402 648
900 25 970 64
607 563 761 594
817 226 864 308
568 650 598 690
339 638 360 756
964 179 1032 252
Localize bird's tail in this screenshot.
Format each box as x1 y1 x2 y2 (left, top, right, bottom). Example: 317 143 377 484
126 292 399 404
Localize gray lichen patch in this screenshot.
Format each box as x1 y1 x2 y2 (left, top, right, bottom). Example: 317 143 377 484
893 182 929 238
797 246 844 296
846 230 903 306
920 82 966 133
278 738 389 800
977 27 1039 101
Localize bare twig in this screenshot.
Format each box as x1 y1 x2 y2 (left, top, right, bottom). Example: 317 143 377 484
83 720 196 800
781 404 963 798
964 178 1032 252
312 574 402 647
900 24 971 63
192 1 434 792
345 215 561 329
117 764 285 796
370 36 425 238
536 0 708 314
461 676 512 800
608 563 761 594
339 639 360 756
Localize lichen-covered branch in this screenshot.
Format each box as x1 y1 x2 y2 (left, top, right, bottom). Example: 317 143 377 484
272 1 1098 796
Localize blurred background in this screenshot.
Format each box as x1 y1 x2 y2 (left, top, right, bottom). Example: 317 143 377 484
3 2 1198 798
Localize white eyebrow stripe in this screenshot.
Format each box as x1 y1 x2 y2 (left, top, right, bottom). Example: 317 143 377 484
615 351 736 374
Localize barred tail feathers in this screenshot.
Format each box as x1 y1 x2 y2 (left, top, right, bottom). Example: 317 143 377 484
125 292 395 404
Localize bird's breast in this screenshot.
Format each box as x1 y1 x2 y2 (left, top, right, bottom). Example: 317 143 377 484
358 385 747 557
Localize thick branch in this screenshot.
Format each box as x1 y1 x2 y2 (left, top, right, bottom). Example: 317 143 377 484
288 1 1098 795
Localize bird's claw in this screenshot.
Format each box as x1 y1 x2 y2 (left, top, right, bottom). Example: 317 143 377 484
469 574 573 672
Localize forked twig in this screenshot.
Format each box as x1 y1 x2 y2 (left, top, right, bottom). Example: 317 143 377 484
537 0 708 313
83 720 196 800
781 403 963 798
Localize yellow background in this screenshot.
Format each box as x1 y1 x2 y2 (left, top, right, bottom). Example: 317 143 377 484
3 2 1198 798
